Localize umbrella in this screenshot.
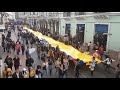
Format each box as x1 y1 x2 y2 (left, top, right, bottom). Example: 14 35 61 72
29 48 36 54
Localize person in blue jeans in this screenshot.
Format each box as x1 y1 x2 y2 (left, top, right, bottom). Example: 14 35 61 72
35 65 43 78
42 60 48 76
48 58 53 76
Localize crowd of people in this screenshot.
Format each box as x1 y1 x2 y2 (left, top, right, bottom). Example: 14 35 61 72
1 22 120 78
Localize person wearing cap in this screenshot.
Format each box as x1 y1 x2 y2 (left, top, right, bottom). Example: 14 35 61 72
5 68 12 78
93 50 99 59
22 68 29 78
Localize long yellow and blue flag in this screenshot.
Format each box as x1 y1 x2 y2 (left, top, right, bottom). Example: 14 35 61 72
23 26 101 65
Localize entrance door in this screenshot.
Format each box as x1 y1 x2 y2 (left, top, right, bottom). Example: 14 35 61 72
76 24 85 44
94 24 108 50
65 24 71 36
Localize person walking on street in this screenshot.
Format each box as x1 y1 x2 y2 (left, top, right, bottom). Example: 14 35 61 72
26 56 34 78
87 42 91 52
6 42 11 53
22 68 29 78
4 55 13 70
59 64 65 78
21 44 25 55
5 68 12 78
25 48 29 58
74 59 81 78
55 58 60 76
35 65 43 78
48 58 53 76
42 60 48 77
12 67 24 78
63 57 69 78
102 57 112 72
115 64 120 78
89 57 97 76
93 50 100 59
2 40 6 52
15 42 21 55
13 55 21 70
99 45 104 60
2 65 8 78
12 41 15 52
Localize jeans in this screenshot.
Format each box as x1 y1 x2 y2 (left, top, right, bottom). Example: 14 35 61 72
43 69 48 76
64 69 68 78
48 65 52 76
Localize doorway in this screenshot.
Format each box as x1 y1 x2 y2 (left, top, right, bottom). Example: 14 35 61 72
65 24 71 36
76 24 85 44
94 24 108 51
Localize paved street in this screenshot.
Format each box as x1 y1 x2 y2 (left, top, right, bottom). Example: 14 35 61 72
1 27 117 78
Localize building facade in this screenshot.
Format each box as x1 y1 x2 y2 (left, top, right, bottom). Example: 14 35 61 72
16 12 120 53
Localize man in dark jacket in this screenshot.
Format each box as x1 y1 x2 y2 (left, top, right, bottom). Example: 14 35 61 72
26 56 34 68
4 55 13 70
21 44 25 55
12 68 24 78
13 56 20 70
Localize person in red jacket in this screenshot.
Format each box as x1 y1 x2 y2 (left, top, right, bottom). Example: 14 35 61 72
15 42 21 55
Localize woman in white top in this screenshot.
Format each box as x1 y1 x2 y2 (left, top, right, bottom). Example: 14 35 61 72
63 58 69 78
89 57 97 76
42 60 48 76
102 57 112 72
55 58 60 75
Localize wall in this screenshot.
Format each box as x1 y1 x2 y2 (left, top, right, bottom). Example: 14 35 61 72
59 15 120 52
108 22 120 52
